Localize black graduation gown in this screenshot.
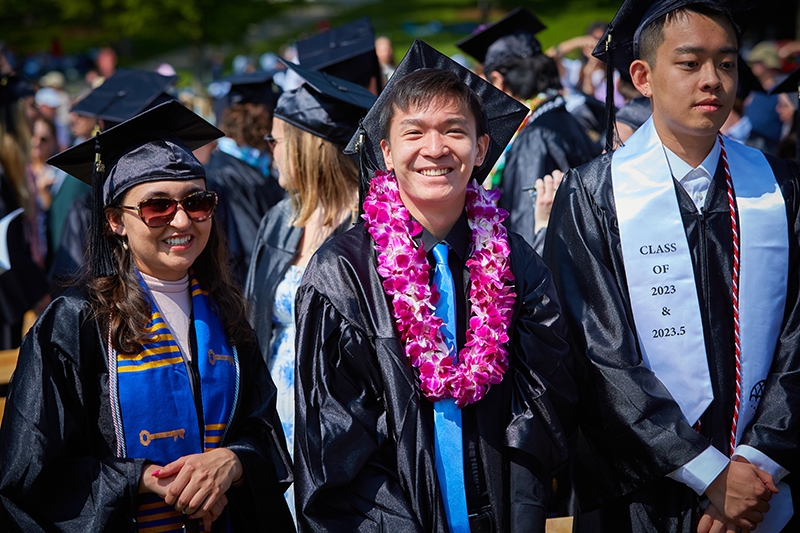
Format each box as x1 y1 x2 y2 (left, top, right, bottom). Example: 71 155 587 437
543 152 800 532
293 223 577 533
244 198 353 362
499 101 599 253
0 287 296 532
205 150 286 282
0 175 47 349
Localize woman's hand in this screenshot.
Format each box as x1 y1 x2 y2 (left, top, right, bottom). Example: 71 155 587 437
154 448 243 525
139 463 176 498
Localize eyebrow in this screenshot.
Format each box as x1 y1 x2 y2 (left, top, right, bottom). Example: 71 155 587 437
673 45 739 55
398 116 471 128
140 186 205 199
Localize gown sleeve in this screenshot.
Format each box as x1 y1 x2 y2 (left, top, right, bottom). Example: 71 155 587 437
0 294 145 532
223 340 296 532
739 157 800 473
293 284 421 533
542 163 710 498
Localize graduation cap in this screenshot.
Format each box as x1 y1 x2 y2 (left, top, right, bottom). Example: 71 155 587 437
344 39 529 202
0 74 35 135
47 100 223 277
455 7 546 74
737 56 764 100
70 68 178 126
769 66 800 162
591 0 761 151
274 59 377 147
214 69 282 108
297 17 382 91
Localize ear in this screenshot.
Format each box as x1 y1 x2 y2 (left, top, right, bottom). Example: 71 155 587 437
630 59 652 98
105 207 127 237
380 139 394 171
474 133 490 167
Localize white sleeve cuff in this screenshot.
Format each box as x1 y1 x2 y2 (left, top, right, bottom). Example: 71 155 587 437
667 446 730 496
733 445 790 483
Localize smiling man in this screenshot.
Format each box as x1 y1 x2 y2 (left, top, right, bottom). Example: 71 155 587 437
292 41 576 533
544 1 800 532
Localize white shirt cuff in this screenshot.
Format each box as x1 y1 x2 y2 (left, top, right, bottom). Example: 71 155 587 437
667 446 729 495
733 445 790 483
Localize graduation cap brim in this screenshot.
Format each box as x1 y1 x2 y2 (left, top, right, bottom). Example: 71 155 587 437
344 39 529 184
297 17 377 71
69 68 178 123
592 0 758 74
769 67 800 95
48 100 223 185
217 69 282 107
456 7 546 64
278 58 377 110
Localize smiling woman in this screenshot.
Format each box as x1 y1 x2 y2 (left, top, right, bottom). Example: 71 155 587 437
0 101 295 532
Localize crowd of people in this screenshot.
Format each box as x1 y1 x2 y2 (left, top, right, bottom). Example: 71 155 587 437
0 0 800 532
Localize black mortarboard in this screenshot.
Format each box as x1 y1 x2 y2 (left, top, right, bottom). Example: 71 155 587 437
456 7 546 73
47 100 223 277
0 74 35 135
591 0 759 151
216 69 282 108
344 39 529 200
769 66 800 162
297 17 382 90
70 68 178 126
274 59 376 147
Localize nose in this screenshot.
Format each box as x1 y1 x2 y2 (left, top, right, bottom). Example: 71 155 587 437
700 61 722 91
420 131 450 158
170 204 193 229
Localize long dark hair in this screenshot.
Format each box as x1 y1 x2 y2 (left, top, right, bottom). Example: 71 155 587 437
82 206 255 355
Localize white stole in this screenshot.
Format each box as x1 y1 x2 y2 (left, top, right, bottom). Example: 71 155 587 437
612 118 791 529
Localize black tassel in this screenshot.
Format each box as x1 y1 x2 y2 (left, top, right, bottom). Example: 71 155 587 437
90 135 115 277
356 121 377 216
603 29 619 153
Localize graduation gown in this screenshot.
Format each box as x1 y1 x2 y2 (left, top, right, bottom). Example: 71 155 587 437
0 175 47 349
543 152 800 531
499 100 599 253
294 222 577 533
0 287 295 532
244 198 353 361
205 150 286 282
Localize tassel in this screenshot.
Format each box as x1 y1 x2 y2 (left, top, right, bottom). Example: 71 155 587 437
603 29 619 153
89 135 116 277
355 121 377 216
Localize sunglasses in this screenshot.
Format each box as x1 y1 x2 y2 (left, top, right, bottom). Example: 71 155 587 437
121 191 218 228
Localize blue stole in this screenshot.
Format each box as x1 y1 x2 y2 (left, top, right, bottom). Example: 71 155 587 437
113 272 239 532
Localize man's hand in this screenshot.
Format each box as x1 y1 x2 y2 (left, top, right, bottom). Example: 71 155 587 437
697 503 744 533
705 457 778 530
534 170 564 235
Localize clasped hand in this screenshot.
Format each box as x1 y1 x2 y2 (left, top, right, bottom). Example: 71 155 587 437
698 457 778 533
140 448 243 532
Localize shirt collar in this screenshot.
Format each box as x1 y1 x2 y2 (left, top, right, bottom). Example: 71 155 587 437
420 212 470 261
663 136 720 181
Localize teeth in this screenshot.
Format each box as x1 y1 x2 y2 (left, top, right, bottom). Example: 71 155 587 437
165 236 192 246
419 168 449 176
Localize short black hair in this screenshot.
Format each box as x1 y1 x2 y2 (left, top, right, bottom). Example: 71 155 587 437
638 3 738 67
495 54 562 100
378 68 489 143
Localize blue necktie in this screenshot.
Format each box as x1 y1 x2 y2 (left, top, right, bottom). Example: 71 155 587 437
431 243 470 532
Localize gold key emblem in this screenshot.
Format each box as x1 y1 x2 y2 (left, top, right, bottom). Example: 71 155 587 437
139 428 186 447
208 349 234 365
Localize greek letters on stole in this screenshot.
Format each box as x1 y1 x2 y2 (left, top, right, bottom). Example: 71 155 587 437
109 272 240 532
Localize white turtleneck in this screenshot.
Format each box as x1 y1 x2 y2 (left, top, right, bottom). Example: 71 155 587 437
141 272 192 361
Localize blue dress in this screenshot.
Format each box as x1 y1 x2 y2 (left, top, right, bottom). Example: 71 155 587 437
269 264 304 519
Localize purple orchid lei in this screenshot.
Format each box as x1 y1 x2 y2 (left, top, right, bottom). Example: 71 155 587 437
362 170 516 407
